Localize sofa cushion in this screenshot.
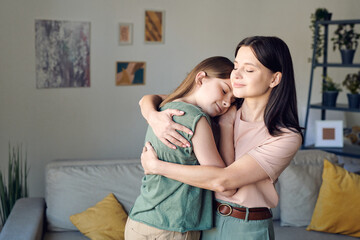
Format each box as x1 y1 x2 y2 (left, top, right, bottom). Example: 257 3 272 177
307 159 360 237
273 221 358 240
278 150 338 227
279 164 322 226
45 159 143 231
290 149 338 165
70 193 127 240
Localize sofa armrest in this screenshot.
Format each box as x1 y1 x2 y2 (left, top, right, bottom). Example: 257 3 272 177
0 197 45 240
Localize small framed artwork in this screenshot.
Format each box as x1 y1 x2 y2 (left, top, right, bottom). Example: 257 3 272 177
118 23 133 45
116 61 146 86
145 10 164 43
315 120 344 148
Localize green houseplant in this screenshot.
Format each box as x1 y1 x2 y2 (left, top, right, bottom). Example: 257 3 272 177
331 24 360 64
343 71 360 108
322 75 342 107
309 8 332 63
0 144 29 226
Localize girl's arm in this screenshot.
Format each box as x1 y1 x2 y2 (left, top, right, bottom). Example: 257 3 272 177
139 94 193 149
165 116 236 197
141 142 269 193
218 106 236 166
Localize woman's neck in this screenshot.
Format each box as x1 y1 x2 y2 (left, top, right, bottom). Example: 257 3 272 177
241 99 267 122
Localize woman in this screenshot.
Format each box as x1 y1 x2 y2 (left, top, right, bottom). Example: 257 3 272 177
139 36 303 239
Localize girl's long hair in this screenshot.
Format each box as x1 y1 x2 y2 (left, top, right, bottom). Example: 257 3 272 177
160 56 234 107
235 36 303 139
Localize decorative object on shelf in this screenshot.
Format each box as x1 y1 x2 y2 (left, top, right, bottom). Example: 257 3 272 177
322 75 342 107
115 61 146 86
315 120 343 148
309 8 332 63
145 10 164 43
35 20 91 88
331 23 360 64
344 126 360 145
342 71 360 108
118 23 133 45
0 144 29 226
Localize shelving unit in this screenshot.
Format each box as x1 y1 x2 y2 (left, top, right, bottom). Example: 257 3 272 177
303 19 360 158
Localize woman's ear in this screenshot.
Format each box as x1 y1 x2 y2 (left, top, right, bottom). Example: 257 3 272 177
195 71 207 85
270 72 282 88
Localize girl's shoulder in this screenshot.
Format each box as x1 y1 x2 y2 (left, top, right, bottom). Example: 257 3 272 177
161 101 211 128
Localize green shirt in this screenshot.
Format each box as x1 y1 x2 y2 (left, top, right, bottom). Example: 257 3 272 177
129 101 214 232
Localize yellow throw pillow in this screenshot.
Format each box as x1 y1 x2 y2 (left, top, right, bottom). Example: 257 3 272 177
307 159 360 237
70 193 127 240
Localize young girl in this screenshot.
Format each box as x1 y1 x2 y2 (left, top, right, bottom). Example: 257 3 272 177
124 56 235 240
139 36 303 240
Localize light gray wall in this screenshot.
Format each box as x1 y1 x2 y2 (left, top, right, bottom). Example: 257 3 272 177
1 0 359 197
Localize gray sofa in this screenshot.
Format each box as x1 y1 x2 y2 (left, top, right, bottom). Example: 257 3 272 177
0 150 357 240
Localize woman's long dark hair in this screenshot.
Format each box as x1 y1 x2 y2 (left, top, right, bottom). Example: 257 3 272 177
235 36 303 139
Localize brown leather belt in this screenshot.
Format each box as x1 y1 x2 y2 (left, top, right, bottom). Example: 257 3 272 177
216 201 272 220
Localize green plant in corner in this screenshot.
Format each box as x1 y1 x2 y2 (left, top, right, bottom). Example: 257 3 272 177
309 8 332 62
343 71 360 94
322 75 342 92
0 144 29 226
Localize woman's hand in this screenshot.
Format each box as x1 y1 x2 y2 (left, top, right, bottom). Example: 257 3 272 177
141 142 160 175
148 109 193 149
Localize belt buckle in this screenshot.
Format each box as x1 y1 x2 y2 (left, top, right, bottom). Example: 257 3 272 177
217 203 233 216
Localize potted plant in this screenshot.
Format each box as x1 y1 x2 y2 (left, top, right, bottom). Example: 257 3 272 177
0 144 29 226
331 23 360 64
309 8 332 63
343 71 360 108
322 75 342 107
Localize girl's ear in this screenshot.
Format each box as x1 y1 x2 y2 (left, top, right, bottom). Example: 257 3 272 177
195 71 207 85
270 72 282 88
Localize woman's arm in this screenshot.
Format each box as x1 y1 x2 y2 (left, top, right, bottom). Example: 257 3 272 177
141 142 269 193
139 95 193 149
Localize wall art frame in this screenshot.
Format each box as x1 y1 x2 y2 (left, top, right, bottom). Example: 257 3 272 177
118 22 133 45
144 10 165 44
35 19 91 88
315 120 344 148
115 61 146 86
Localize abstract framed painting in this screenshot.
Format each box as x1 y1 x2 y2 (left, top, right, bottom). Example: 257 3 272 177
315 120 344 148
115 61 146 86
118 23 133 45
35 19 91 88
144 10 164 44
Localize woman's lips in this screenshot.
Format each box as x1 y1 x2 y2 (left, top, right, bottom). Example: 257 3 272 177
232 82 245 88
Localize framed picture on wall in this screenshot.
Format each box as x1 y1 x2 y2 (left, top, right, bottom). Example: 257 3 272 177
115 61 146 86
35 19 91 88
118 23 133 45
315 120 343 148
144 10 165 43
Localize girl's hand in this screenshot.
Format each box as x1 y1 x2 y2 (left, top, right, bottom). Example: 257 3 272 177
141 142 160 175
218 105 237 127
148 109 193 149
